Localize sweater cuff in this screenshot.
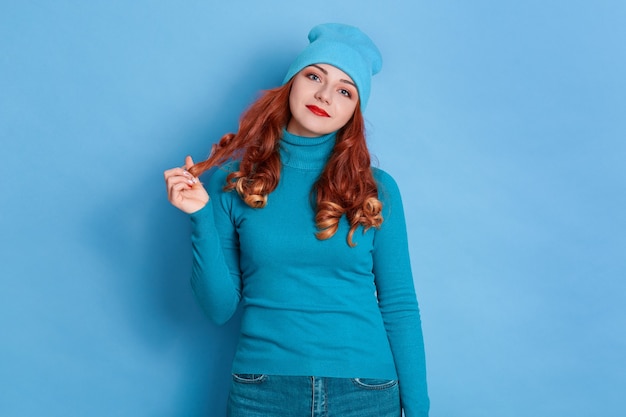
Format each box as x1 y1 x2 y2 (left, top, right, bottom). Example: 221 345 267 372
189 200 215 237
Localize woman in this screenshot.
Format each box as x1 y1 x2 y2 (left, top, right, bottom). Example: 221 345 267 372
164 23 429 417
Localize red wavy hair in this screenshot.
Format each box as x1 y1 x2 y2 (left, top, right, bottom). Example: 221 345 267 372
188 79 383 246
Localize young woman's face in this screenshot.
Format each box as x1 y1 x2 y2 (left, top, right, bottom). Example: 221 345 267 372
286 63 359 137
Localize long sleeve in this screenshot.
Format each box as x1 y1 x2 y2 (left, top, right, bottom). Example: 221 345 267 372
372 169 430 417
189 167 242 325
183 132 429 413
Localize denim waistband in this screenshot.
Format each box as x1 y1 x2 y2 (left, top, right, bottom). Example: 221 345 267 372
227 374 401 417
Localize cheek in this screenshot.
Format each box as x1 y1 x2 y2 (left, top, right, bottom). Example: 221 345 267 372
338 103 357 124
288 88 301 115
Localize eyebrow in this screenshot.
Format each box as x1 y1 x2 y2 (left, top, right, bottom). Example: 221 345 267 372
311 64 356 88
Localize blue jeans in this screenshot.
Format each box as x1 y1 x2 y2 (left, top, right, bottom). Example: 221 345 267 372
227 374 401 417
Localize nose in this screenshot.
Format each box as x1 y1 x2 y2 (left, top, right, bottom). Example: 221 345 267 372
314 85 332 104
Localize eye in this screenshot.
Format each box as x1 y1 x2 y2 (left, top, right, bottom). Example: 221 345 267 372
339 88 352 98
306 72 321 82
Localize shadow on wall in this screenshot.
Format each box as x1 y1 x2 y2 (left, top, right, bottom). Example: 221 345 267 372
83 49 295 415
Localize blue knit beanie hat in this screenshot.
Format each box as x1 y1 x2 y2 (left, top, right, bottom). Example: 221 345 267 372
282 23 383 110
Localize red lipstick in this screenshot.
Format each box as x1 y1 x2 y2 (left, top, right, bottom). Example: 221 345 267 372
306 105 330 117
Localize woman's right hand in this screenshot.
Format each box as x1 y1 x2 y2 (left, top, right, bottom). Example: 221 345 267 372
164 155 209 214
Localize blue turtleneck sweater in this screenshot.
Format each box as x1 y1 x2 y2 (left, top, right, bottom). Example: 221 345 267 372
189 129 429 417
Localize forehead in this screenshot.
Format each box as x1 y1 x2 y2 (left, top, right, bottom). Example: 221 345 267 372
307 63 355 84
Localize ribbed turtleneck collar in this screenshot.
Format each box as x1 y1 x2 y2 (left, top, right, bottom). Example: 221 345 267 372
280 128 337 171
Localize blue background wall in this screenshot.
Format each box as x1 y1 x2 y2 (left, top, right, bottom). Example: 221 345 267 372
1 1 624 416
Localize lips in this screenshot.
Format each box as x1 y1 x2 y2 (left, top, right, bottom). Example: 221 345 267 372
306 105 330 117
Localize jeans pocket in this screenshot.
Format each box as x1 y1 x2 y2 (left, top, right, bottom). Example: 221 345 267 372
351 378 398 390
232 373 267 384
